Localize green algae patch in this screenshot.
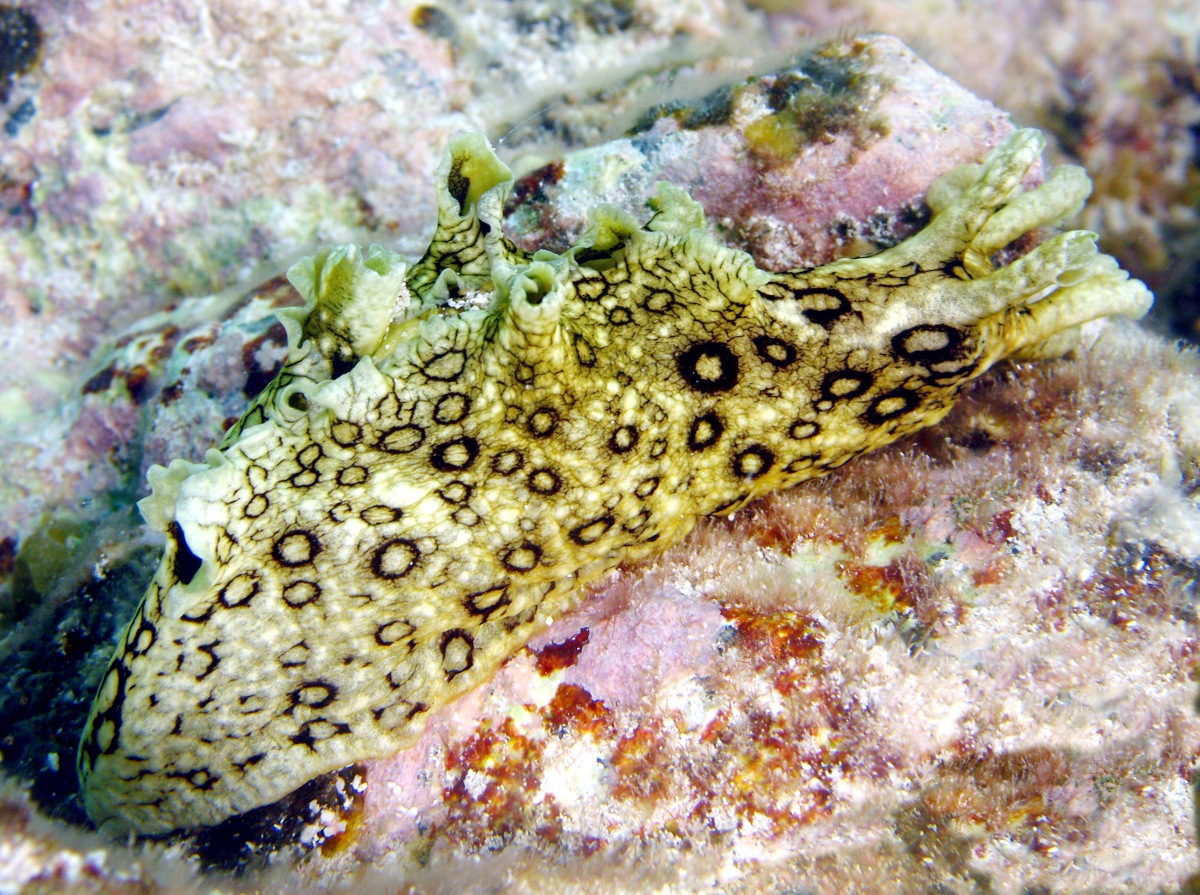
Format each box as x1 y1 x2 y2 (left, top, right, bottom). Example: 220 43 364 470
744 40 890 163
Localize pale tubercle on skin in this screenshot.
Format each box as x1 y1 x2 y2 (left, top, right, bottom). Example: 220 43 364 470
76 126 1151 837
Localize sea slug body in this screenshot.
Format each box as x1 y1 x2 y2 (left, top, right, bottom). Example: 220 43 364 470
77 128 1152 836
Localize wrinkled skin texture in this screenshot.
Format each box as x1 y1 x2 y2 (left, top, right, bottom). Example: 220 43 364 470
78 129 1151 835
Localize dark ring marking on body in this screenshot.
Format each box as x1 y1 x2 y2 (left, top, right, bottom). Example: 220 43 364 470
863 388 922 425
166 767 219 792
527 407 559 438
378 424 426 454
573 333 597 367
643 290 675 313
290 720 352 750
732 444 776 480
80 660 130 763
570 514 615 546
501 541 542 572
492 449 525 475
464 584 512 621
330 421 362 447
608 425 639 454
784 455 819 474
788 420 820 440
753 335 798 369
431 436 479 471
688 411 725 451
297 444 322 467
423 348 467 381
180 602 215 624
528 467 562 495
454 507 480 526
891 324 966 365
375 618 416 647
608 306 633 326
794 287 854 328
820 370 873 403
433 392 471 425
287 680 338 711
338 465 369 487
126 617 157 657
439 628 475 680
282 580 322 608
361 504 403 525
290 469 319 488
439 481 472 504
218 574 260 608
634 476 659 499
371 538 420 580
272 530 321 567
677 340 739 394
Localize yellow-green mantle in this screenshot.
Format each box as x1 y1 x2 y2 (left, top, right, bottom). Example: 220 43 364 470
77 129 1151 835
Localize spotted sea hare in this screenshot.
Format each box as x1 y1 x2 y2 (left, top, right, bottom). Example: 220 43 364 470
77 127 1152 836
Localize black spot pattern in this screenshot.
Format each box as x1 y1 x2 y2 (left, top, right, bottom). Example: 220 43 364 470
501 541 542 572
820 370 873 402
677 341 739 393
688 412 725 451
218 574 259 608
433 392 471 424
375 619 416 647
753 335 798 368
527 408 559 438
491 449 525 475
570 515 615 546
431 436 479 471
273 531 320 567
423 349 467 381
789 420 820 440
464 585 512 620
732 445 775 480
891 323 965 364
371 538 420 580
608 425 639 454
864 388 921 425
439 629 475 679
288 681 338 711
528 467 562 495
282 581 321 608
379 425 426 454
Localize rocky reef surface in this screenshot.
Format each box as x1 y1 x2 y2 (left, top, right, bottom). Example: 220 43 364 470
0 2 1197 893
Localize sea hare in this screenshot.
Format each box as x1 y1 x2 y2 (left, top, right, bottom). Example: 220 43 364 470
77 128 1152 836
